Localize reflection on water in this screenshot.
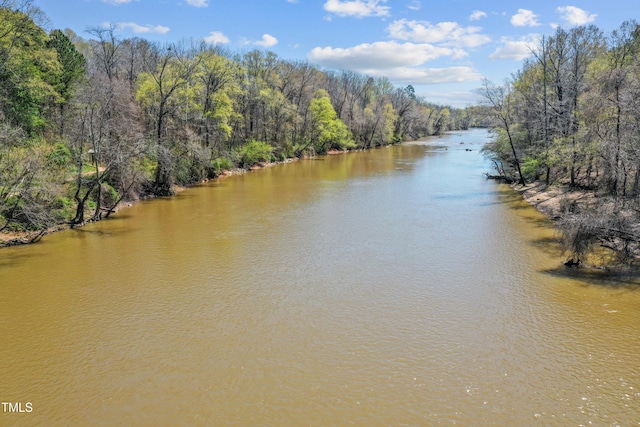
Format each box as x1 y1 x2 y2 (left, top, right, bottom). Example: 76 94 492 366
1 129 639 426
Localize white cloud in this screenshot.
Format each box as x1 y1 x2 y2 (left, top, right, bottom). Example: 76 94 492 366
420 90 481 107
255 34 278 47
203 31 229 44
323 0 390 18
186 0 208 7
556 6 597 26
387 19 491 48
510 9 540 27
118 22 170 34
308 41 456 70
489 36 538 60
469 10 487 21
408 1 421 11
361 66 483 85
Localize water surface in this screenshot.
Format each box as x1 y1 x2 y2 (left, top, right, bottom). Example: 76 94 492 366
1 129 639 425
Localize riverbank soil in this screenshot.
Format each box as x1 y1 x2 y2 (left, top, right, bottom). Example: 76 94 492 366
515 181 640 269
516 182 595 220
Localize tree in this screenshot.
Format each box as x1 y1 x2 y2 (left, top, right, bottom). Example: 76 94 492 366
86 24 121 81
478 79 526 185
136 44 196 194
390 86 418 141
0 5 61 132
69 74 144 224
193 48 241 150
0 122 61 237
594 20 640 196
46 29 86 136
308 89 353 153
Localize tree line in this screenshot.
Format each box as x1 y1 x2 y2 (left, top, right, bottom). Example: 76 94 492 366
0 0 478 239
480 20 640 262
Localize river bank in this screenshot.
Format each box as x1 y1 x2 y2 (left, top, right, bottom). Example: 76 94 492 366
0 154 326 248
515 181 591 220
514 181 640 269
0 143 398 248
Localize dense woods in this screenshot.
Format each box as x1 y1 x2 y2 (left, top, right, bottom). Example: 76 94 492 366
481 21 640 263
0 1 477 239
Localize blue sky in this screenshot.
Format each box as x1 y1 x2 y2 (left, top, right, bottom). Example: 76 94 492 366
35 0 634 107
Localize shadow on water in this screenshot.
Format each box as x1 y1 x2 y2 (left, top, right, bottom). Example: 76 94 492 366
0 249 38 269
71 227 127 237
540 265 640 290
478 190 513 206
528 235 563 256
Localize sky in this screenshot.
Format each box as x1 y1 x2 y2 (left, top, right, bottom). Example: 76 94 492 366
34 0 635 107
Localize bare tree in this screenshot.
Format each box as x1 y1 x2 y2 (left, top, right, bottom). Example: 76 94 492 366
478 79 526 185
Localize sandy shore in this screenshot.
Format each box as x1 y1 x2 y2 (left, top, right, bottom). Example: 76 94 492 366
515 181 596 220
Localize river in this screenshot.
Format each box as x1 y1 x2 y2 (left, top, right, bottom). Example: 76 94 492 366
1 128 639 425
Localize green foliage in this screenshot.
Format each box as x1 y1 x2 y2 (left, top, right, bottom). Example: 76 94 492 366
174 154 212 185
237 140 274 167
46 29 86 102
481 128 511 162
102 183 119 206
309 89 354 153
0 7 63 133
212 157 234 173
521 156 544 181
136 156 157 180
50 195 75 222
46 142 72 168
194 50 243 144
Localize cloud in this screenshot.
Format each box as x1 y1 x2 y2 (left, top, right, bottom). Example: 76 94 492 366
361 66 483 85
323 0 390 18
419 90 481 107
489 36 539 60
408 1 421 11
510 9 540 27
387 19 491 48
185 0 208 7
469 10 487 21
308 41 457 70
255 34 278 47
556 6 597 26
203 31 229 44
118 22 170 34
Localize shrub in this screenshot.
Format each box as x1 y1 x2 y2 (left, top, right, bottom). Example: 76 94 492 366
51 196 75 222
212 157 234 173
47 143 72 168
237 140 274 167
521 156 543 181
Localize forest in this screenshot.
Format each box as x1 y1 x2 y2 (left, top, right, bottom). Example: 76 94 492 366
0 0 480 242
480 20 640 264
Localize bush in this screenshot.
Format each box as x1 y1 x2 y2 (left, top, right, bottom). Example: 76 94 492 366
51 196 75 222
237 140 274 167
136 157 157 180
521 156 543 181
47 143 72 168
212 157 234 173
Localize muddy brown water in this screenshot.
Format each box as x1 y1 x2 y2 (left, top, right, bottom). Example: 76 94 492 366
1 129 639 426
